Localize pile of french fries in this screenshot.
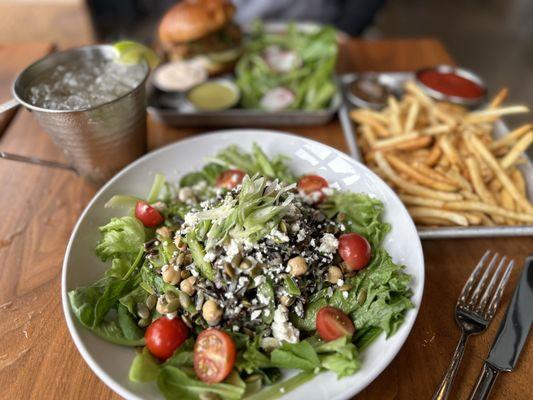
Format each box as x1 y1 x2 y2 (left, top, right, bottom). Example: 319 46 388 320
350 82 533 227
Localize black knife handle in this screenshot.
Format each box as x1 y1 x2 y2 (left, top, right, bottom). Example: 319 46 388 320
469 362 500 400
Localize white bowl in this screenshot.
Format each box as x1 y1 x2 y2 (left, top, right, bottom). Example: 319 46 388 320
62 129 424 400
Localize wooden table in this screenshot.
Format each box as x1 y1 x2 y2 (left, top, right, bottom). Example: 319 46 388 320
0 39 530 400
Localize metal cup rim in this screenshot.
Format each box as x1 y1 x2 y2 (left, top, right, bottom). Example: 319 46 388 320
12 44 150 114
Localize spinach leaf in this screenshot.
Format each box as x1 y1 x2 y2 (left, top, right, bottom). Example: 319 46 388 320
157 366 245 400
270 341 320 371
129 347 160 382
164 338 195 368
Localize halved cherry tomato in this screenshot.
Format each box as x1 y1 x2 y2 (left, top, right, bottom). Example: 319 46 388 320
135 200 164 227
297 175 329 202
338 233 371 270
216 169 246 189
145 316 189 360
316 306 355 341
194 328 236 383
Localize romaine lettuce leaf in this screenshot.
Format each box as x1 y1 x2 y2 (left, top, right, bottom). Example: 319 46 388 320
95 216 145 261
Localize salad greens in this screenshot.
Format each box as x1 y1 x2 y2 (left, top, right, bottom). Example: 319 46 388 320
68 144 413 400
236 22 338 111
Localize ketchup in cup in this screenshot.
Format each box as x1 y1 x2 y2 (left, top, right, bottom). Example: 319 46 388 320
416 66 486 103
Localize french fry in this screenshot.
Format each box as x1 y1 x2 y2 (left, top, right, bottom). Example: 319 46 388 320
500 188 516 225
399 194 445 208
489 88 509 109
444 201 533 223
408 207 469 226
500 131 533 169
489 124 531 150
468 133 533 212
425 145 442 167
511 168 527 196
350 80 532 228
387 154 458 191
350 110 391 137
466 105 529 123
465 157 497 205
387 96 402 135
404 101 420 133
375 152 463 201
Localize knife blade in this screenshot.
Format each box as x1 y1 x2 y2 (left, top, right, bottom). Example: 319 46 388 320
469 255 533 400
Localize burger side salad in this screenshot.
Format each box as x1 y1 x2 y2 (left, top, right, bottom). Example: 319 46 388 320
68 144 413 400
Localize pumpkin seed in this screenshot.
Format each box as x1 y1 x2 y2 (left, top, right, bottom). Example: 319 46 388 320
239 258 252 270
245 374 263 394
181 314 192 328
165 290 178 303
136 303 150 319
357 289 367 305
279 295 294 306
199 392 221 400
179 292 191 308
138 317 150 328
339 284 353 292
145 294 157 310
195 292 205 310
183 253 193 265
278 220 287 233
224 262 236 279
338 212 346 222
180 270 191 279
176 253 185 266
230 253 242 268
165 298 181 313
242 299 252 308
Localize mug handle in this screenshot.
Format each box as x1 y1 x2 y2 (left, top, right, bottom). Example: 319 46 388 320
0 98 77 173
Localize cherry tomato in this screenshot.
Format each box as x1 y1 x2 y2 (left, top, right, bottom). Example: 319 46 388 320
338 233 371 270
216 169 246 189
297 175 329 202
316 306 356 342
194 328 236 383
145 316 189 360
135 200 164 227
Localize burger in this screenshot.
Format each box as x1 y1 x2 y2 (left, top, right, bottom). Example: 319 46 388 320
158 0 242 75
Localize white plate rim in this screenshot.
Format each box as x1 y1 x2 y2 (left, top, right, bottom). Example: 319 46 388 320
61 128 425 400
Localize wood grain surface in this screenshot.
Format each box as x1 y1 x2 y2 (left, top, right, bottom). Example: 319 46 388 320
0 39 530 400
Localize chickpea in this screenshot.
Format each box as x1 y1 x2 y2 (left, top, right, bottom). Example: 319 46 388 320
178 187 196 203
327 266 343 284
202 299 223 326
162 266 181 285
180 276 197 296
156 226 171 238
288 256 308 277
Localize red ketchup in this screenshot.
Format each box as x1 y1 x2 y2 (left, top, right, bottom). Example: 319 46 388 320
417 69 485 99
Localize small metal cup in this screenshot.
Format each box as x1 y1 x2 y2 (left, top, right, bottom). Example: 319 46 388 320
1 45 149 185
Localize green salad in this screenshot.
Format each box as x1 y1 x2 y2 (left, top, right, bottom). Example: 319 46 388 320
236 22 338 111
68 144 413 400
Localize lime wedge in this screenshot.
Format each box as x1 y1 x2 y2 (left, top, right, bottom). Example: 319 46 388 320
113 40 160 69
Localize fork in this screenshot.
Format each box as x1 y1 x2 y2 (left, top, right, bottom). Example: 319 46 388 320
432 250 514 400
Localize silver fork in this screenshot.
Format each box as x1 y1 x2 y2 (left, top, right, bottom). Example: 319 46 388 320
432 250 514 400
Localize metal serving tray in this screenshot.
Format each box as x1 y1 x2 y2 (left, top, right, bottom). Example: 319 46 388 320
338 72 533 239
147 88 341 127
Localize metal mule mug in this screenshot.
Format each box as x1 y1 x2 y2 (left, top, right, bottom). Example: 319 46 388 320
0 45 149 185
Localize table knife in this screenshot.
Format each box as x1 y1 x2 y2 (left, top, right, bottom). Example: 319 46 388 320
469 255 533 400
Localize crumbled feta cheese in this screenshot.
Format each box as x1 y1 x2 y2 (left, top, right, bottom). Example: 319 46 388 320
322 187 334 196
232 325 240 332
269 228 290 243
204 250 216 262
151 201 167 212
296 229 306 242
192 180 207 193
178 187 195 203
272 304 299 344
166 311 177 319
257 291 270 305
291 221 301 233
261 337 280 351
183 211 199 228
298 189 322 204
263 309 271 317
342 291 349 299
226 239 241 258
319 233 339 253
337 278 344 286
250 309 262 320
254 275 266 286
